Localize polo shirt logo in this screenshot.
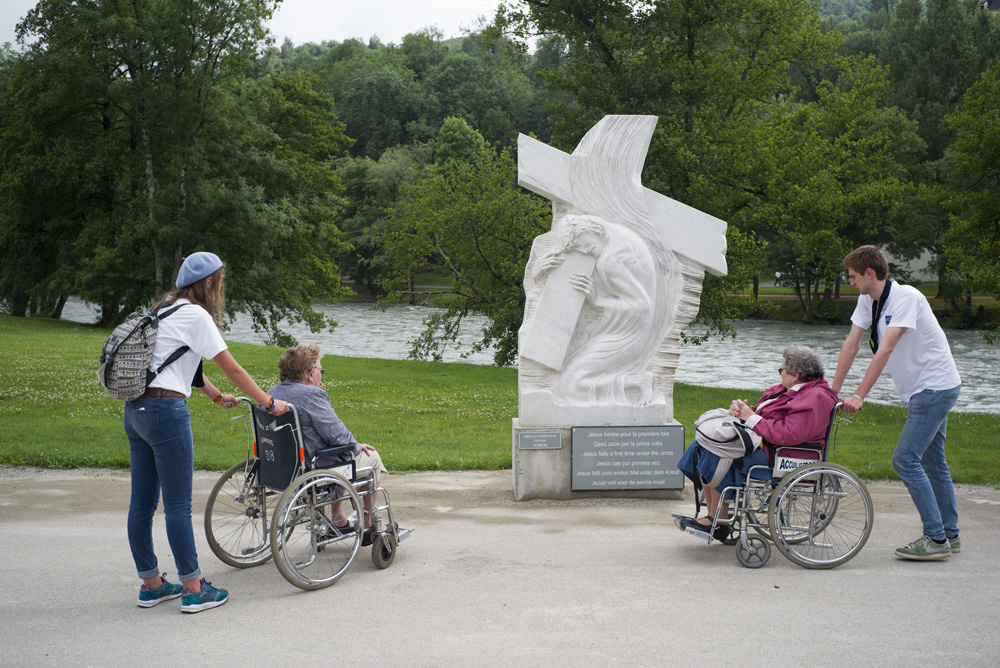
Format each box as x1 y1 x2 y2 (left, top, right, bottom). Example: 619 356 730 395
884 315 892 325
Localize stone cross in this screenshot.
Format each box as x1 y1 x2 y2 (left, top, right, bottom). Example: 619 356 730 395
516 115 728 427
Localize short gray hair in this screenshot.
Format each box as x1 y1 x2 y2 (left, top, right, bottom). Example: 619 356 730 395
782 346 824 382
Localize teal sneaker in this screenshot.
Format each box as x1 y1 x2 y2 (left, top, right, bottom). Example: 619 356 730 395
137 574 183 608
894 535 951 561
181 579 229 613
947 535 961 553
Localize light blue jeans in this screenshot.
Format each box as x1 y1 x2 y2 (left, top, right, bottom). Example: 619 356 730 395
123 396 201 582
892 385 961 542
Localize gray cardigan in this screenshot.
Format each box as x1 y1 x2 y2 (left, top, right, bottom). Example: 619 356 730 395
268 380 360 467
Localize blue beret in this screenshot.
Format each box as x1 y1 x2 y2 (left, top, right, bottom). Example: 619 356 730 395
176 252 224 288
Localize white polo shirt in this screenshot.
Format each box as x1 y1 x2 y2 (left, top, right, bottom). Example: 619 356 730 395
851 282 961 403
147 299 228 396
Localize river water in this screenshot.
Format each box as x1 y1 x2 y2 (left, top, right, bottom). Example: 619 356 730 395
62 298 998 414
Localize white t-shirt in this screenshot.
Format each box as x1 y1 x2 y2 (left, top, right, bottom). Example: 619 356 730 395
851 282 961 403
147 298 228 397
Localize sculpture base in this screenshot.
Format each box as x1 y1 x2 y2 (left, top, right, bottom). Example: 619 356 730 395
512 419 684 501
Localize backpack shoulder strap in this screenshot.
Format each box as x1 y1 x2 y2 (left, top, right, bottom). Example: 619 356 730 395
732 422 758 457
146 302 191 382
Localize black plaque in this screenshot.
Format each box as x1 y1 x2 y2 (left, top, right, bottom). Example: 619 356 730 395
571 426 685 490
518 431 562 450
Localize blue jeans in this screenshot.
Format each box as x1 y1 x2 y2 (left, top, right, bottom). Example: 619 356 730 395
892 385 961 541
123 396 201 581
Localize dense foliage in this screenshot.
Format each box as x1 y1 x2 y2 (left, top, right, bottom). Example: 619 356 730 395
1 0 998 355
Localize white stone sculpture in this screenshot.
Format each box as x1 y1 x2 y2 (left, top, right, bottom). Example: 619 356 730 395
517 115 728 428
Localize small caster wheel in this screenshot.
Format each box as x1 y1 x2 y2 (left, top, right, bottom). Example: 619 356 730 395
737 535 771 568
372 532 397 569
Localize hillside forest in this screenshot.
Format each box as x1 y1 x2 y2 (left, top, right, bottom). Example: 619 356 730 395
1 0 998 362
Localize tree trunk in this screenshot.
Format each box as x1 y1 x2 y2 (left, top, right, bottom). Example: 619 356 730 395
752 275 759 299
140 107 162 296
51 293 68 319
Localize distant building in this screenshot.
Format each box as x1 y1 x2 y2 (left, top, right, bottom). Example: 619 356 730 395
979 0 1000 13
883 249 937 284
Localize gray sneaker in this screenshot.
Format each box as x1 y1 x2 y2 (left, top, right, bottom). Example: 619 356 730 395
894 535 952 560
947 535 961 553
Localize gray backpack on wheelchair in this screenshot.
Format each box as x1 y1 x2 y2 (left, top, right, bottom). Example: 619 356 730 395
693 408 763 488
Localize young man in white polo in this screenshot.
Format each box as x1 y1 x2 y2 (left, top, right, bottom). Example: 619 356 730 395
832 245 962 560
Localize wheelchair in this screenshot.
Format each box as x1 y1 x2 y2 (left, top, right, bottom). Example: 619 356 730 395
204 398 410 589
673 403 874 569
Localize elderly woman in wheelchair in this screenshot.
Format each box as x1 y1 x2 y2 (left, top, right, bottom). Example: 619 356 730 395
673 345 873 569
204 343 409 589
268 344 390 539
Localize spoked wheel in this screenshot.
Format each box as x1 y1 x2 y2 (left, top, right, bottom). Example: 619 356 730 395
372 532 397 569
768 463 873 569
271 470 364 590
205 459 277 567
736 535 771 568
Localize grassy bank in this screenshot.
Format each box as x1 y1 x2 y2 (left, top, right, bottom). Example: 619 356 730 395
1 314 997 486
748 287 1000 330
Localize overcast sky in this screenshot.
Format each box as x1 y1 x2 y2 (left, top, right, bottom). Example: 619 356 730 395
2 0 503 49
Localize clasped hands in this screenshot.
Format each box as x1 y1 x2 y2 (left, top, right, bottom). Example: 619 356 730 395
729 399 754 421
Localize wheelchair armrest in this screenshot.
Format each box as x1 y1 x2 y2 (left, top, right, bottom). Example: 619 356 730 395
315 444 354 459
778 442 824 452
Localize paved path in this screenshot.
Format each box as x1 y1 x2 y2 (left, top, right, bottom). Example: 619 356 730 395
2 467 998 667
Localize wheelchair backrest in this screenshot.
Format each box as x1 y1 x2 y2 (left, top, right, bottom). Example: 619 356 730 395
250 403 304 493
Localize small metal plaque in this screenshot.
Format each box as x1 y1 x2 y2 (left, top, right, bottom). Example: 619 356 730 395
571 425 685 490
518 431 562 450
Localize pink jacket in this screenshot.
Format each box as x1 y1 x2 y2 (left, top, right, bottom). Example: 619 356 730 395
749 378 839 456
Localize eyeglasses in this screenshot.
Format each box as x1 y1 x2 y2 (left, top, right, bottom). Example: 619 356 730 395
310 366 325 376
778 367 785 375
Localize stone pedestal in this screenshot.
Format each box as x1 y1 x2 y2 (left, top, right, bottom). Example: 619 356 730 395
512 419 684 501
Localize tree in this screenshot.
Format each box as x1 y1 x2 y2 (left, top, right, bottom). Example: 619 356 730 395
876 0 1000 295
496 0 840 331
943 62 1000 339
2 2 356 343
733 57 924 320
333 143 433 295
191 67 354 345
379 147 550 365
433 116 487 173
12 0 280 298
0 18 150 323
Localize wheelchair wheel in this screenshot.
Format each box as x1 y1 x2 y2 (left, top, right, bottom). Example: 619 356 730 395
763 471 842 546
736 535 770 569
271 469 364 590
768 463 873 569
205 459 277 568
372 532 397 569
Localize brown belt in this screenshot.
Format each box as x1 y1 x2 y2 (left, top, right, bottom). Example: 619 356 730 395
143 387 185 398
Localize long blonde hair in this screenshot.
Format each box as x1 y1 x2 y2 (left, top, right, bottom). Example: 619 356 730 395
154 267 226 325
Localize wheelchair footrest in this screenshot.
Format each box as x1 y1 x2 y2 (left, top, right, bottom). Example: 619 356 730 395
394 527 413 543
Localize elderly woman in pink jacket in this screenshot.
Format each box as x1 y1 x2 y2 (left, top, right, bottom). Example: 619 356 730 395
675 345 838 542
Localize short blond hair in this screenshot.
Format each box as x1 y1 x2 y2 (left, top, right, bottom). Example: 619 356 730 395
278 343 322 382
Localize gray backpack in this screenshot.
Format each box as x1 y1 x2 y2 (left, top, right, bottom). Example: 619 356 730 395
694 408 763 487
97 303 189 401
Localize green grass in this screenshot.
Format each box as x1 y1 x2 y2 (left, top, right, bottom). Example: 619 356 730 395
2 314 998 486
